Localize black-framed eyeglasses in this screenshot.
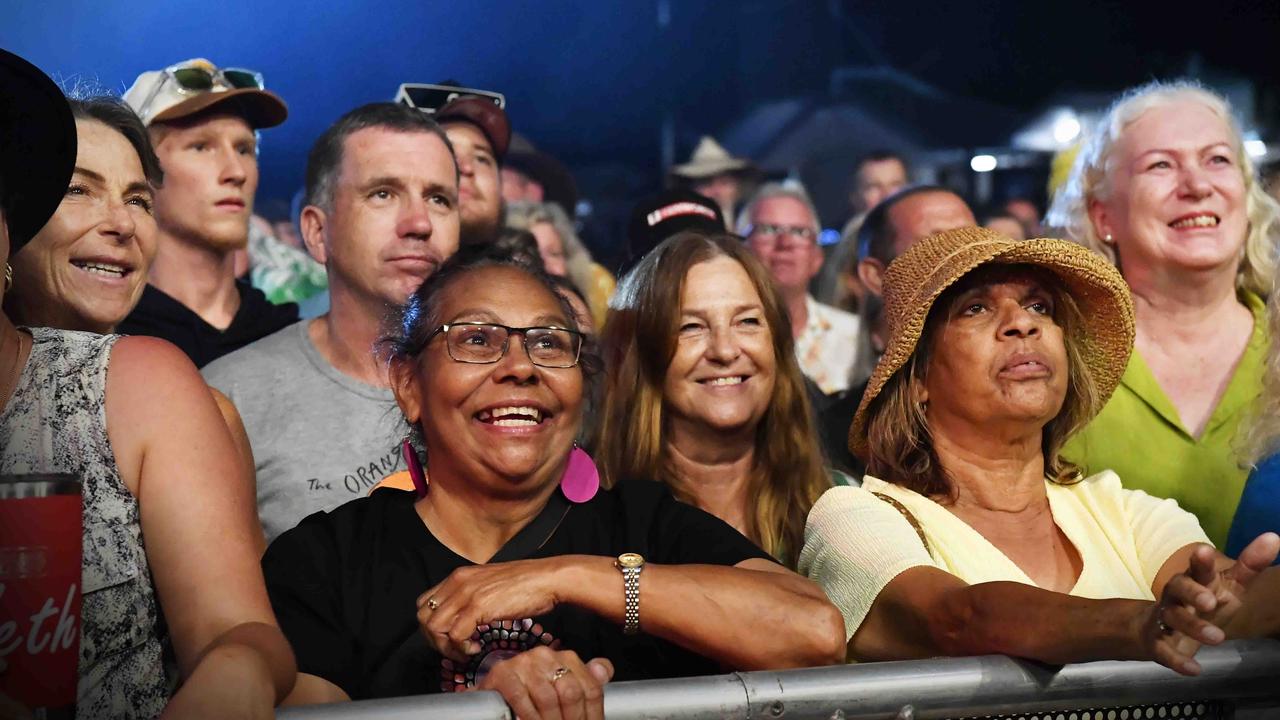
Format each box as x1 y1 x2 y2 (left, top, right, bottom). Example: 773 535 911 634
428 323 583 368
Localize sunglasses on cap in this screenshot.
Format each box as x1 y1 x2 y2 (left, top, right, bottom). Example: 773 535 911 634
394 83 506 114
135 61 266 123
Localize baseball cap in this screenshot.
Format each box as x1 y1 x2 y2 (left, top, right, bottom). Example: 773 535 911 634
123 59 287 128
623 189 725 274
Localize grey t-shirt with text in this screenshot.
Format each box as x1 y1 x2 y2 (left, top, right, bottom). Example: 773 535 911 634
203 321 402 542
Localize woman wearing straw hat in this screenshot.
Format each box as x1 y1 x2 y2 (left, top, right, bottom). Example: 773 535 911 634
0 50 294 717
800 226 1280 673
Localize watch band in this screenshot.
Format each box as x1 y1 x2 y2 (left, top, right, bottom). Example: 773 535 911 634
615 553 644 634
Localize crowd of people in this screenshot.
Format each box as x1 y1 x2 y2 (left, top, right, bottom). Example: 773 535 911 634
3 46 1280 719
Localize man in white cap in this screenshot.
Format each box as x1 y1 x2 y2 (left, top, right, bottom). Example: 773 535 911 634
119 59 297 367
670 136 756 230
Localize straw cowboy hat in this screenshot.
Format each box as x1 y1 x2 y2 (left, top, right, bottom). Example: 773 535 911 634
670 136 754 179
848 226 1135 459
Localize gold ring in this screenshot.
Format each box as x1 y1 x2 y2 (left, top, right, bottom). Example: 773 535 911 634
551 666 569 683
427 597 440 611
1154 604 1173 635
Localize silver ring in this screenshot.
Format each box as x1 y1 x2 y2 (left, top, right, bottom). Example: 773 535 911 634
1155 606 1174 635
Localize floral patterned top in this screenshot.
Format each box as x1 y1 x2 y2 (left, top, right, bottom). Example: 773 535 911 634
0 328 170 719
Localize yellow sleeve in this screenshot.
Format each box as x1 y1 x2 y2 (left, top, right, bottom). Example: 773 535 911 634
1122 480 1213 586
587 263 616 330
798 486 936 642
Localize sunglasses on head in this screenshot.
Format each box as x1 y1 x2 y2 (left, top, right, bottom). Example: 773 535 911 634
136 62 265 122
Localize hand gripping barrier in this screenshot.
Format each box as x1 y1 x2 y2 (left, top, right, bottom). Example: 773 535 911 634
278 638 1280 719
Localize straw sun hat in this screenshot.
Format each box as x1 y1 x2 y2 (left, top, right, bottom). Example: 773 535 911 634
848 226 1135 460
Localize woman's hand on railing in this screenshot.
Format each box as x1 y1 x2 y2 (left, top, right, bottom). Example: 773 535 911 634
471 645 613 720
1143 536 1280 675
1144 544 1228 675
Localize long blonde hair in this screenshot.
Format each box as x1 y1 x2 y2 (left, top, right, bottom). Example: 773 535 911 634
1047 80 1279 297
1242 263 1280 463
597 232 830 566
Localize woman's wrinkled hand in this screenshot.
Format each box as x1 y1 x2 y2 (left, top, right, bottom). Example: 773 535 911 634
1143 536 1280 675
1143 544 1226 675
418 557 574 662
472 646 613 720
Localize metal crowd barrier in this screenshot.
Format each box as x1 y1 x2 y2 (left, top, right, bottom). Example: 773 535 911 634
279 638 1280 719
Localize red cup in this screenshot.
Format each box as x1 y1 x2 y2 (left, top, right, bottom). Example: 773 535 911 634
0 475 82 719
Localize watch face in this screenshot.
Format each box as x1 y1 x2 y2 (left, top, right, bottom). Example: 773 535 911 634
617 553 644 569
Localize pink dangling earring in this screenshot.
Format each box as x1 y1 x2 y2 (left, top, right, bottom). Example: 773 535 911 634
560 444 600 503
402 438 429 498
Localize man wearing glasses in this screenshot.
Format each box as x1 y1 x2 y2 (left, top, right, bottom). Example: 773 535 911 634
119 59 299 367
203 102 461 542
738 183 861 395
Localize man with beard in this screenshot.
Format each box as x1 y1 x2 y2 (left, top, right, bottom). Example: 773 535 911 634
120 59 298 367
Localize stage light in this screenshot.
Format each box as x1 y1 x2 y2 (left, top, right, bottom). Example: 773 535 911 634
1245 139 1267 158
1052 112 1081 145
970 154 997 173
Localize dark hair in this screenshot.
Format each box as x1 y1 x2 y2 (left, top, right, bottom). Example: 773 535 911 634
549 274 588 308
857 185 965 264
855 149 907 173
305 102 456 211
68 96 163 188
851 150 908 189
980 209 1023 228
382 247 602 380
490 227 546 271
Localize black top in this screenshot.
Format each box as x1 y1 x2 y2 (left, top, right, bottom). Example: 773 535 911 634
117 281 299 368
812 379 867 479
262 480 773 700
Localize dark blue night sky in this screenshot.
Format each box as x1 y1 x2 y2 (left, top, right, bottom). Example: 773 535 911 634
4 0 1278 209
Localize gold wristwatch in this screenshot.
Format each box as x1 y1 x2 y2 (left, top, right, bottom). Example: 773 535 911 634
614 552 645 634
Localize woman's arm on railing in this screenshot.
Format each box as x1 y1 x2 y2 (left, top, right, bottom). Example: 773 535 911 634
418 555 846 671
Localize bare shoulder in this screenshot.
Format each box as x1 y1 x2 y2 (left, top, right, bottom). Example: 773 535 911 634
104 338 228 494
108 336 206 390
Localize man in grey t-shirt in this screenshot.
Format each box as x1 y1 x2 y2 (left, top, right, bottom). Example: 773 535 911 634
204 102 461 541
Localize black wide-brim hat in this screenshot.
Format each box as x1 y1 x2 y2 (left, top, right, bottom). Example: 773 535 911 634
0 48 76 256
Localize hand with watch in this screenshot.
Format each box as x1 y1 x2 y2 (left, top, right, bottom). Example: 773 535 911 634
416 553 648 664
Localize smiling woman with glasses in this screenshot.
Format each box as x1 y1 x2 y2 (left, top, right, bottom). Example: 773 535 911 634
430 322 584 367
261 248 844 717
